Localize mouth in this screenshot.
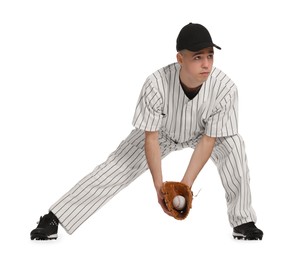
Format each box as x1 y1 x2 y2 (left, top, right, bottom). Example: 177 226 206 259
200 72 210 76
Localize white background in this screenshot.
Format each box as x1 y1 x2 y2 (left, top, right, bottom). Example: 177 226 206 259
1 0 294 259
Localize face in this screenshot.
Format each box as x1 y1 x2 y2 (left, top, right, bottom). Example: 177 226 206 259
177 47 214 87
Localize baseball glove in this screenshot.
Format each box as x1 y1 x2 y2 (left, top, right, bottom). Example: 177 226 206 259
161 181 193 220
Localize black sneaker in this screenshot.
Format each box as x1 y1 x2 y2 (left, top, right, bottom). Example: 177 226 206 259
30 211 59 240
233 222 263 240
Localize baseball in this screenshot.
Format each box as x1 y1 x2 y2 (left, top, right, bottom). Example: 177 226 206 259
173 195 186 210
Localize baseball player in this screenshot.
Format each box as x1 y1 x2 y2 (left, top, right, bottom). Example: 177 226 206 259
30 23 263 240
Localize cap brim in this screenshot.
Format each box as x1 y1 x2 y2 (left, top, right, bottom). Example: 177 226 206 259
213 43 221 50
185 42 221 52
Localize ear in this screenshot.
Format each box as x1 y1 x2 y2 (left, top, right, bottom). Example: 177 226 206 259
176 52 183 65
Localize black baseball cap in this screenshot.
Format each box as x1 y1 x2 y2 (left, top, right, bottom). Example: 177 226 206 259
176 23 221 52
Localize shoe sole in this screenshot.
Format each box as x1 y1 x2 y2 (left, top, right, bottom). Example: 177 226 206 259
31 233 58 240
232 232 263 240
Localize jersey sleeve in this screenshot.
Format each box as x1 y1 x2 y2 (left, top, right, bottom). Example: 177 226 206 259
205 88 238 137
132 78 164 132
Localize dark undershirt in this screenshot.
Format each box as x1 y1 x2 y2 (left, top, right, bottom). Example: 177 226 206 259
180 80 202 100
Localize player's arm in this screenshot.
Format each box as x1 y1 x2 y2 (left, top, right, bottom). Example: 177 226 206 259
144 131 171 215
144 131 163 191
181 134 216 187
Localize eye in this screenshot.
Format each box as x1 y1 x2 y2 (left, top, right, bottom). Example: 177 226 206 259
208 54 214 59
193 55 201 60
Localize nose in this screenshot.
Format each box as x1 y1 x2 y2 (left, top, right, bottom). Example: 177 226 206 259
202 57 209 68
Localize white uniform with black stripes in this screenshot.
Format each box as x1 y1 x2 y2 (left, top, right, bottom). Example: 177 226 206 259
50 63 257 234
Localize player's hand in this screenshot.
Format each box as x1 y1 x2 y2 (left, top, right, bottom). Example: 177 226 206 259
156 186 173 217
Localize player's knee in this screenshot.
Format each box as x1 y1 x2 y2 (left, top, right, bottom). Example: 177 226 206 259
228 134 245 151
214 134 245 158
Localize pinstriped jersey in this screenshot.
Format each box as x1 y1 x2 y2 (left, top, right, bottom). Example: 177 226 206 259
132 62 238 143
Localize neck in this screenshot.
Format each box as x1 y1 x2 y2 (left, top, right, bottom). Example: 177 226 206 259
179 69 202 89
180 79 202 93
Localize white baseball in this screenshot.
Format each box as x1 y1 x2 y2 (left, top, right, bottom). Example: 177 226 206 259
173 195 186 210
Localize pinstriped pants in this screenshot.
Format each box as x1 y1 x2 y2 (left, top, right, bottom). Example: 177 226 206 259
50 128 257 234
